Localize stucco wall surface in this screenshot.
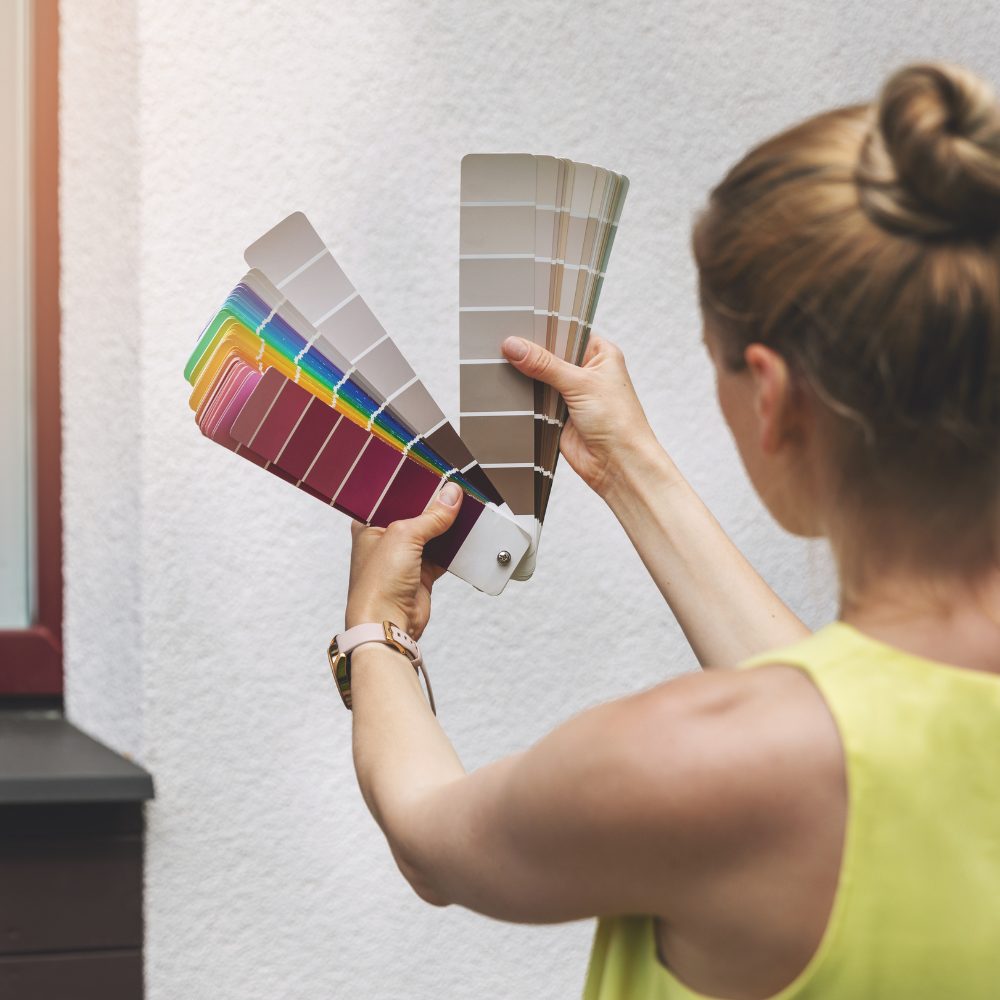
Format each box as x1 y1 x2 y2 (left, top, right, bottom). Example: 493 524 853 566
59 2 1000 998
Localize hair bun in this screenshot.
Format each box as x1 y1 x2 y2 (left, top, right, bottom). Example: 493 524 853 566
857 63 1000 239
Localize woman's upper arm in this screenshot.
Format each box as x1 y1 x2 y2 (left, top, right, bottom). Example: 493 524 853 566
392 673 776 924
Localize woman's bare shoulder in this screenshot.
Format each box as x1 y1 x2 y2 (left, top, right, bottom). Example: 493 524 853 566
636 662 842 762
617 663 845 857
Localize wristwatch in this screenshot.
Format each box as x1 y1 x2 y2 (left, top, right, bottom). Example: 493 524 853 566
328 621 436 715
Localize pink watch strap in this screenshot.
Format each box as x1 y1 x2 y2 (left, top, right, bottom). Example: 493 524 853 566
336 622 435 713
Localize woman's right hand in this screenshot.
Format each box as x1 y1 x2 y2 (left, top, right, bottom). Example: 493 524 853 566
501 334 659 500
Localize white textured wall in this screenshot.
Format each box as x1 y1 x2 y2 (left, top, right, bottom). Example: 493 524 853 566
60 3 1000 998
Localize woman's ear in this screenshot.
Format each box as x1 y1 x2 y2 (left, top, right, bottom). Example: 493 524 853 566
743 344 802 454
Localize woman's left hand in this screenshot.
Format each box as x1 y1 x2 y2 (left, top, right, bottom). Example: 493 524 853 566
345 482 464 639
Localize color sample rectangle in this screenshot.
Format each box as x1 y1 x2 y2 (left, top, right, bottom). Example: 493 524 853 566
423 493 483 569
275 398 340 482
458 310 534 359
245 381 312 462
370 458 441 528
478 467 534 515
333 437 404 520
459 362 533 413
302 416 370 499
459 259 535 308
459 413 535 466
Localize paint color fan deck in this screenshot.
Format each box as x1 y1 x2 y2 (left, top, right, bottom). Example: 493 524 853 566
184 155 628 595
460 155 629 577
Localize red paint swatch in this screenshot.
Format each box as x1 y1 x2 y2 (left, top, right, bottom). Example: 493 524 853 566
334 436 404 520
276 398 341 481
424 494 483 567
300 417 370 499
230 365 282 443
248 379 311 462
369 455 440 527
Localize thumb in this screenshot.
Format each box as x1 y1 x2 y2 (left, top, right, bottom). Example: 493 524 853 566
406 481 464 545
502 337 580 394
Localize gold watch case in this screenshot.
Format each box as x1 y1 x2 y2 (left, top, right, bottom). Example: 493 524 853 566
328 621 408 710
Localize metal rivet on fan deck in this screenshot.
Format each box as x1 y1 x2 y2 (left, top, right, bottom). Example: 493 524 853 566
497 550 511 566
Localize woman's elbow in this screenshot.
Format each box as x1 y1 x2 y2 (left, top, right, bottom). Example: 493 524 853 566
409 873 452 908
391 845 452 908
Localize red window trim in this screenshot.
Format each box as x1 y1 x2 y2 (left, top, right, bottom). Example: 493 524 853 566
0 0 62 696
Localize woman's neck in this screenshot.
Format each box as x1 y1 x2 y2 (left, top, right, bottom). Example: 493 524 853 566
839 566 1000 676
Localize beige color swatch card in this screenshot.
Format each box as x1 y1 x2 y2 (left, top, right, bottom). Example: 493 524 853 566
459 155 629 576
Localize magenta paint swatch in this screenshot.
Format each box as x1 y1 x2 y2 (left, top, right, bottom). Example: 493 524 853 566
275 398 340 482
370 458 441 527
333 437 404 520
302 417 369 499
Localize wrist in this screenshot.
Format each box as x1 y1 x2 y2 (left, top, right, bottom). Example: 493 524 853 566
345 604 408 632
601 435 682 508
338 625 436 714
349 640 413 672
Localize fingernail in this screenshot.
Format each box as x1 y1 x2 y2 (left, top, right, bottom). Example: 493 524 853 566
503 337 528 361
439 482 461 506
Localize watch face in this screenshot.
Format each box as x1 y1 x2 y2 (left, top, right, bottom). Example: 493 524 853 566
328 641 353 710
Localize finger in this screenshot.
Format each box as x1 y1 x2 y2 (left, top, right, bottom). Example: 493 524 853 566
583 334 624 367
501 337 582 394
394 481 464 546
581 336 602 366
351 519 366 539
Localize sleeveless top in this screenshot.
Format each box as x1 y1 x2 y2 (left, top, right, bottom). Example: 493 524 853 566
581 620 1000 999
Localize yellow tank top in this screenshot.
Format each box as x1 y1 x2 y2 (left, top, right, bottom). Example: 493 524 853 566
582 620 1000 999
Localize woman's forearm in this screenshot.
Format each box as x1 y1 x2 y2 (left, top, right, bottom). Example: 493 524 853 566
350 644 465 862
496 335 807 665
604 440 810 667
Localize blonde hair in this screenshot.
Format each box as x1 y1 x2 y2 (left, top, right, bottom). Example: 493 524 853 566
693 63 1000 593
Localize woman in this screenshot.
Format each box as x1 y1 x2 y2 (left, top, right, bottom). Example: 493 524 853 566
341 62 1000 999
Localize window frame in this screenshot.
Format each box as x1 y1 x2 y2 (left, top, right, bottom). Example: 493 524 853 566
0 0 62 696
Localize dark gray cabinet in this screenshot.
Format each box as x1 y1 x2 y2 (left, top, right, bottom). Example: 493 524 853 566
0 714 153 1000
